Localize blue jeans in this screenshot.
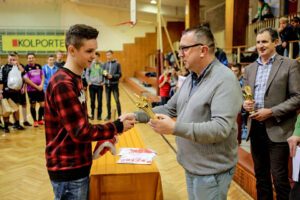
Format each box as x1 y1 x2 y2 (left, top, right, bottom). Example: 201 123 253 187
185 166 236 200
51 176 89 200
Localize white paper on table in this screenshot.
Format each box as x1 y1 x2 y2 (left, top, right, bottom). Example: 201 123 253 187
117 153 155 165
118 148 156 156
292 146 300 182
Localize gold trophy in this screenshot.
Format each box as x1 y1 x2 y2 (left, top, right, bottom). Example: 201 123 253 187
243 86 255 114
134 94 158 119
103 70 108 77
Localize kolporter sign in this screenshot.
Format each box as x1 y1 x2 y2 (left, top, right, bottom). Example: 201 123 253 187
2 35 66 51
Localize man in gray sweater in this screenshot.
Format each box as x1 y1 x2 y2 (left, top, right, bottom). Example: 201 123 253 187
86 52 104 120
127 26 243 200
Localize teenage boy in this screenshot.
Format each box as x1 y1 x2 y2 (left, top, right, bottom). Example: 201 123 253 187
54 50 65 68
24 53 45 127
42 55 58 92
86 52 104 120
103 50 122 121
44 24 136 200
0 53 25 132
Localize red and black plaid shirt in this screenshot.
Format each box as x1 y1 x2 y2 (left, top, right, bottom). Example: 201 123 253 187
45 68 123 181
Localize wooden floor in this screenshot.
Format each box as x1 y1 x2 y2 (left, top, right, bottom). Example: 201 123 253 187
0 83 253 200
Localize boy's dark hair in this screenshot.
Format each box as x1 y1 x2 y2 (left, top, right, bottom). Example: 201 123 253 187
8 52 17 57
106 50 113 54
12 51 18 55
95 52 100 56
27 52 35 58
258 28 279 42
292 17 300 24
232 63 242 71
48 55 55 59
65 24 99 50
258 0 265 3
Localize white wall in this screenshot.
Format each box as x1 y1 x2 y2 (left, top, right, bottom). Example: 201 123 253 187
0 0 157 51
0 1 61 28
61 1 156 51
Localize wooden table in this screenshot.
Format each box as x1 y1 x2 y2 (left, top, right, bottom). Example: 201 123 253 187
89 127 163 200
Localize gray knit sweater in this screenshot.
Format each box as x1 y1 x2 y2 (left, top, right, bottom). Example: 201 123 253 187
135 59 243 175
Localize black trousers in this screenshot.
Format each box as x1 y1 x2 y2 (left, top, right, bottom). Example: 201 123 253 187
105 84 121 117
250 120 291 200
290 179 300 200
89 85 103 117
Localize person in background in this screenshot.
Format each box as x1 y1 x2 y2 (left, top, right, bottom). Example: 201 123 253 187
231 63 243 87
86 52 104 120
158 66 171 105
215 47 228 67
0 53 25 132
103 50 122 121
54 50 65 68
169 67 179 98
14 52 32 127
252 0 274 23
291 16 300 58
24 53 45 127
278 17 299 59
42 55 58 92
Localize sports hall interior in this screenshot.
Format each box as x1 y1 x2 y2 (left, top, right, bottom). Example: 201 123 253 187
0 0 299 199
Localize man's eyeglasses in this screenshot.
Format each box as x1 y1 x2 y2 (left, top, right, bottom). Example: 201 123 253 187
179 43 204 53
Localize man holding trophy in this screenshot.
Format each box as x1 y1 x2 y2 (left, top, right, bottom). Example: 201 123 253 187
243 28 300 200
103 50 122 121
129 26 243 200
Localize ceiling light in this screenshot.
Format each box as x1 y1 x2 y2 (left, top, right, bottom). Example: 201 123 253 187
150 0 157 5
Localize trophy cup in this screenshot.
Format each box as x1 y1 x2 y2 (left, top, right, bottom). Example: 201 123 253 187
243 86 255 114
134 94 157 119
103 70 108 77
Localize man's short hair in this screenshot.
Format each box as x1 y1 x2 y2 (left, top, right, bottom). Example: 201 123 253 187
292 17 300 23
95 52 100 56
106 50 113 54
8 52 17 57
232 63 241 71
48 55 55 59
65 24 99 50
27 52 35 58
257 28 279 42
182 26 215 54
258 0 265 3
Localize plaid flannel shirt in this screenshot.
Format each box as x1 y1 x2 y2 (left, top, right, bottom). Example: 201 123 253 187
254 54 276 110
45 68 123 181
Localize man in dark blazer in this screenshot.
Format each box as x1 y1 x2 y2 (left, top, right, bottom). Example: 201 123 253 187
243 28 300 200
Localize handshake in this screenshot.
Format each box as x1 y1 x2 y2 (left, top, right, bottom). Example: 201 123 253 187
119 113 138 132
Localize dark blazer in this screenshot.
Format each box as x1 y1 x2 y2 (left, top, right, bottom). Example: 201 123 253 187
243 54 300 142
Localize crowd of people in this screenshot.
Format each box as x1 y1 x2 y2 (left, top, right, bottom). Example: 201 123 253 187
0 51 65 133
0 46 123 135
